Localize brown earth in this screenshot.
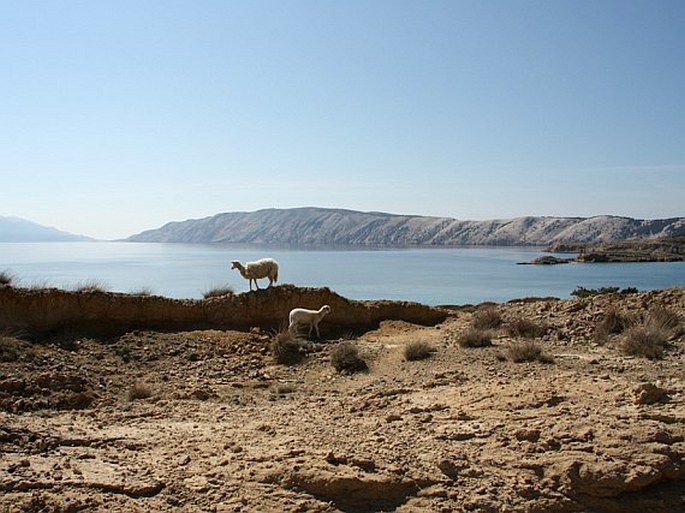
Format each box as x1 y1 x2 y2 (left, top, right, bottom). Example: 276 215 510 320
0 287 683 512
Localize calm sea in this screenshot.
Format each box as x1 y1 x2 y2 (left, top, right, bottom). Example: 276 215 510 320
0 242 683 305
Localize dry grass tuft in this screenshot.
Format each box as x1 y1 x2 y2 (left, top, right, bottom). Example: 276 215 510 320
130 287 154 297
621 325 668 359
594 308 635 343
473 306 502 330
330 342 368 374
0 270 15 286
507 340 554 363
506 318 548 339
404 340 435 361
457 328 492 348
270 330 304 365
127 383 153 401
203 285 235 299
74 280 109 293
646 306 682 335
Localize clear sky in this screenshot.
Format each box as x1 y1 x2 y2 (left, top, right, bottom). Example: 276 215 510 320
2 0 684 240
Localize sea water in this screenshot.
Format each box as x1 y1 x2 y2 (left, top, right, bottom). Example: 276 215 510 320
0 242 683 305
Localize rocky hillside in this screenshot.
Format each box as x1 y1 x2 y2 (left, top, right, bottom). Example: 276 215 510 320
125 208 685 246
1 288 683 512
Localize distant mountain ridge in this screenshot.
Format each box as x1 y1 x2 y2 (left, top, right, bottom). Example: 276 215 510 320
125 208 685 246
0 216 92 242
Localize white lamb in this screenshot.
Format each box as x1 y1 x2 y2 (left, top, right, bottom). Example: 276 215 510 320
288 305 332 338
230 258 279 291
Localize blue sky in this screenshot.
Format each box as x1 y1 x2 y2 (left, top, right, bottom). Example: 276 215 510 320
2 0 684 239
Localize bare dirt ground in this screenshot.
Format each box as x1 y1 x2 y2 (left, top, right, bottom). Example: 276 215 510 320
1 288 683 512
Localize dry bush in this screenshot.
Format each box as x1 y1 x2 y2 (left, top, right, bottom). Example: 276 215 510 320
507 340 554 363
203 285 235 299
506 318 548 339
330 342 368 374
270 330 304 365
646 307 682 335
457 328 492 348
621 325 668 359
473 306 502 330
0 270 15 286
594 308 635 343
404 340 435 361
74 280 109 293
127 383 153 401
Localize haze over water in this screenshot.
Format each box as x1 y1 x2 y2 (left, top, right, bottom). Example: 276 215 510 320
1 242 682 306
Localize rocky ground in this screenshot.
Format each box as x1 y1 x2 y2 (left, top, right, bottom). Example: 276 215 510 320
1 288 683 513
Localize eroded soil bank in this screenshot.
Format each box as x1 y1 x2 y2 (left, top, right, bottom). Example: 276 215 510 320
0 287 683 512
0 284 447 337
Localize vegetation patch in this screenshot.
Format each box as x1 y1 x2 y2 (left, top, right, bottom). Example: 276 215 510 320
507 340 554 363
594 308 635 343
621 325 669 359
646 306 682 335
404 340 435 361
270 330 304 365
506 318 548 339
73 280 109 293
472 306 502 330
571 286 638 298
202 285 235 299
457 328 492 348
0 270 15 287
330 342 368 374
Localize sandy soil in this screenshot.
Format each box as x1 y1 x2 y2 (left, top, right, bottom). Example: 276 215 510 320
1 288 683 512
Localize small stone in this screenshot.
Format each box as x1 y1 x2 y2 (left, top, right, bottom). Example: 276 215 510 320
634 383 668 405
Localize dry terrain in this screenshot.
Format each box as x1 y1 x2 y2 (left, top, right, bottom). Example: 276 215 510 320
1 287 683 512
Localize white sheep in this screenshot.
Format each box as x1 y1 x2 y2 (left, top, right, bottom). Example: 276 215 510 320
230 258 279 291
288 305 332 338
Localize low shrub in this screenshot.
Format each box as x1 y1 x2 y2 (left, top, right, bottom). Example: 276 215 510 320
473 307 502 330
506 318 548 339
646 306 682 334
404 340 435 361
507 340 554 363
621 325 668 359
74 280 109 293
270 330 304 365
330 342 368 374
571 286 638 298
457 328 492 348
594 308 634 343
203 285 235 299
0 270 15 286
